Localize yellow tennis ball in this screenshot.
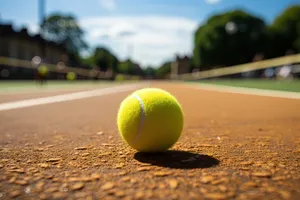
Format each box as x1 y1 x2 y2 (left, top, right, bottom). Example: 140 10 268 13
38 65 48 75
66 72 76 80
117 88 184 152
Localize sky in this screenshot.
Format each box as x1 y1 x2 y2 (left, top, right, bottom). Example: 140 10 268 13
1 0 299 67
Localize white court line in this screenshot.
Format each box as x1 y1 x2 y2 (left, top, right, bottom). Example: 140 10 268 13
0 83 148 112
188 83 300 100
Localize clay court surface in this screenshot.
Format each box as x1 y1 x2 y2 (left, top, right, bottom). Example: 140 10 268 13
0 81 300 200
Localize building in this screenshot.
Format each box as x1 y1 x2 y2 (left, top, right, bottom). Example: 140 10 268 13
170 54 191 78
0 23 68 64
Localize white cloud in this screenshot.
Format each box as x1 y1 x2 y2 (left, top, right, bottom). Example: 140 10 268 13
99 0 116 11
205 0 221 4
15 21 40 35
80 16 198 67
26 23 39 35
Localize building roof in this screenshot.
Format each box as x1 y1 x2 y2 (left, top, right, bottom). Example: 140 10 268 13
0 23 67 51
175 54 191 61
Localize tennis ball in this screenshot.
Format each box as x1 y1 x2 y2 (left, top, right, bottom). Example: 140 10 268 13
66 72 76 80
38 65 48 76
117 88 184 152
115 74 125 81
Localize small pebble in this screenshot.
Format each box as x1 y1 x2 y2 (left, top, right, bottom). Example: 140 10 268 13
71 182 85 191
96 131 104 135
153 171 172 177
75 147 88 150
278 190 291 199
168 179 178 189
15 180 28 185
46 158 61 162
204 193 228 200
101 182 115 190
200 176 214 184
10 191 21 198
137 167 151 171
252 172 272 178
52 192 68 199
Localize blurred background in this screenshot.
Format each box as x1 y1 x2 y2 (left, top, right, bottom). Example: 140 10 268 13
0 0 300 84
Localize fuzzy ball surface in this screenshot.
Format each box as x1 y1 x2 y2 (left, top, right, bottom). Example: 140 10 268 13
117 88 184 152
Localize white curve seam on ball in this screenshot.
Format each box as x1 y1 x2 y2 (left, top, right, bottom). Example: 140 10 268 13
132 94 146 144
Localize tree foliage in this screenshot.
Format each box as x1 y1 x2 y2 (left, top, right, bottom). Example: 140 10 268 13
118 60 135 74
156 61 171 78
193 10 267 70
41 13 88 55
193 5 300 71
118 59 144 76
92 47 119 72
144 66 156 77
269 5 300 55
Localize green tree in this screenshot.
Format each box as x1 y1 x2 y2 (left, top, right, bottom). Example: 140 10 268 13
81 55 94 67
156 61 171 78
41 13 88 62
193 10 267 70
269 5 300 56
118 59 136 75
144 66 156 77
93 47 119 72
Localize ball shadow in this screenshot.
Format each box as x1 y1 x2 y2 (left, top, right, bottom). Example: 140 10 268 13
134 150 220 169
